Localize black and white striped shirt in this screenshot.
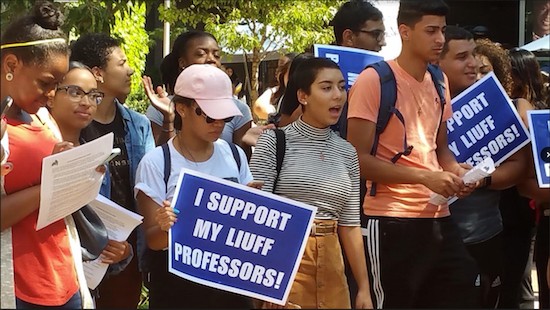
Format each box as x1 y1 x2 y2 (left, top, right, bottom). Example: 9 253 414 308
250 118 360 226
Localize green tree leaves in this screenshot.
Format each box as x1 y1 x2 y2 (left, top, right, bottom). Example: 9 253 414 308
159 0 344 103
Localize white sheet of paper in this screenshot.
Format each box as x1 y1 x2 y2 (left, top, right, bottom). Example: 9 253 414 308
429 157 496 205
36 133 114 230
83 194 143 289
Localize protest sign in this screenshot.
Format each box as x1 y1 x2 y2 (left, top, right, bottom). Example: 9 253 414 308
447 72 530 167
168 169 317 305
313 44 383 90
527 109 550 188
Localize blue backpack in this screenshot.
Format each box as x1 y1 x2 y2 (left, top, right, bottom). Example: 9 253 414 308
365 61 447 197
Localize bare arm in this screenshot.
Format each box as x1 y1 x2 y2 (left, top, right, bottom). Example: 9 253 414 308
1 141 75 231
487 148 528 190
142 76 175 146
136 191 176 250
347 118 462 197
233 121 252 160
1 185 40 231
517 178 550 203
484 98 532 190
436 121 463 176
338 226 373 309
151 121 175 146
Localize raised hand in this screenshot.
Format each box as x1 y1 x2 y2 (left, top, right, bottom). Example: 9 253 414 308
142 75 174 123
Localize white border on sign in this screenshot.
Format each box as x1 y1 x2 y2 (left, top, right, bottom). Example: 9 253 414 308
527 109 550 188
168 168 317 305
313 43 384 59
450 72 531 167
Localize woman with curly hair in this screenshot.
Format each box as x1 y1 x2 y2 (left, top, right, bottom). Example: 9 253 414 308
474 38 514 95
500 48 549 309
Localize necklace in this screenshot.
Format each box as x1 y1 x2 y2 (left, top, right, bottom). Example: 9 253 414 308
174 135 199 165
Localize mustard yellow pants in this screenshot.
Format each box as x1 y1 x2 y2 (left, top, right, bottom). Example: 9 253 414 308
287 220 351 309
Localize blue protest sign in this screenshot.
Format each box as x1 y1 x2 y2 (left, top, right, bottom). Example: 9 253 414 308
527 110 550 188
447 72 530 167
168 169 316 305
314 44 384 90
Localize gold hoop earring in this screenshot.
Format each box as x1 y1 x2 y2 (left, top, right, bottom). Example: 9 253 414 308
6 73 13 81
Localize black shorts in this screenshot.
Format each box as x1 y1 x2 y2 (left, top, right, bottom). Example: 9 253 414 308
364 216 478 308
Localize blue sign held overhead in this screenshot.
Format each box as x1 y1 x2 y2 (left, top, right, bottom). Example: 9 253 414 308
447 72 530 167
168 169 316 305
314 44 384 90
527 110 550 188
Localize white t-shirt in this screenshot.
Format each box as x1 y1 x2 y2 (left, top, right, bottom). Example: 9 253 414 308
145 98 253 143
134 138 253 206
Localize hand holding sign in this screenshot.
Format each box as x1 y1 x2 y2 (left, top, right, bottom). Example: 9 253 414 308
168 169 316 305
157 200 178 232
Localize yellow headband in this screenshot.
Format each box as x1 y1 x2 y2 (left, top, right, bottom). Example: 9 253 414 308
1 38 66 50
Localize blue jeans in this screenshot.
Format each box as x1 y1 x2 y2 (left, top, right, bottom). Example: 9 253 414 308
16 290 81 309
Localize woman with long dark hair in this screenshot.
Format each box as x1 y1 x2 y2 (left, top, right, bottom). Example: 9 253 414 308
508 48 549 309
250 57 372 309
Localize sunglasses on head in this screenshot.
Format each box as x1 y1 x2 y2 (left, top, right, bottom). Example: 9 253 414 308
194 106 234 123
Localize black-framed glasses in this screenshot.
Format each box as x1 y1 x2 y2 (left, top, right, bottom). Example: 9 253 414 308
56 85 104 105
194 106 234 123
358 29 386 41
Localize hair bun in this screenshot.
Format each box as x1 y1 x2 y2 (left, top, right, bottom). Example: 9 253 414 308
32 1 64 30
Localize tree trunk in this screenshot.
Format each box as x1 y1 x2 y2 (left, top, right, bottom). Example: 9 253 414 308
249 46 261 105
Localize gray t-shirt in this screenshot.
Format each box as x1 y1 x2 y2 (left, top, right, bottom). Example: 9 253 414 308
449 188 503 244
145 98 252 143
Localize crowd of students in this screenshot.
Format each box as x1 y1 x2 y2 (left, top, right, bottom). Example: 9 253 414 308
1 0 549 309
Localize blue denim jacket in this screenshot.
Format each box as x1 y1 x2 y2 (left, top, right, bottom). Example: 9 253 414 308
102 101 155 275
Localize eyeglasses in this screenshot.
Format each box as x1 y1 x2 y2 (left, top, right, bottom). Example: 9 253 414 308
194 106 234 123
358 29 386 42
56 85 104 105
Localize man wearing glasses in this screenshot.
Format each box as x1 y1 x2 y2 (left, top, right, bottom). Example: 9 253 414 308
331 0 387 53
330 0 387 141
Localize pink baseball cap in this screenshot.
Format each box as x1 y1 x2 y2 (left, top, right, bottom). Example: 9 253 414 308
174 64 242 120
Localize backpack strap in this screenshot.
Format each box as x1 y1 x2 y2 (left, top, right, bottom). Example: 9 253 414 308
427 64 447 129
161 143 171 192
366 61 413 196
228 142 242 172
273 129 286 192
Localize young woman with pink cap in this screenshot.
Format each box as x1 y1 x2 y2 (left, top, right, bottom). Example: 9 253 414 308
135 64 259 308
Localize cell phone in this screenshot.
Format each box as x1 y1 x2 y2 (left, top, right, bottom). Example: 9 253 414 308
103 148 121 164
1 96 13 118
